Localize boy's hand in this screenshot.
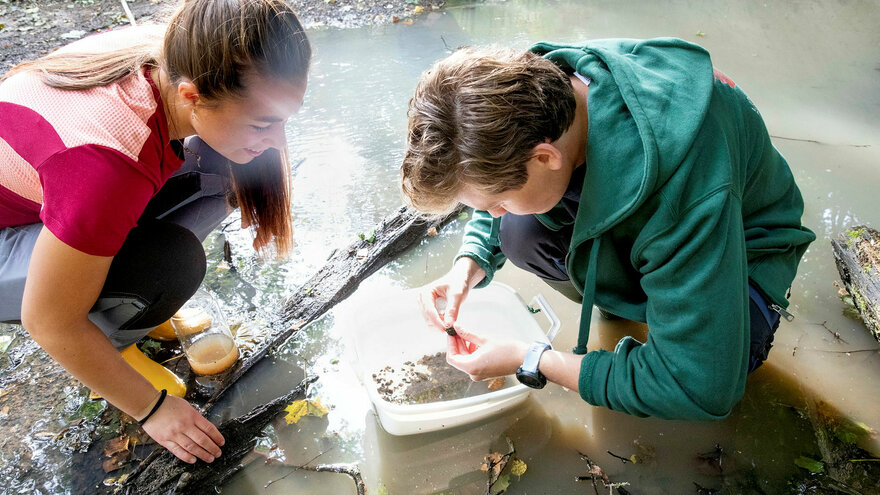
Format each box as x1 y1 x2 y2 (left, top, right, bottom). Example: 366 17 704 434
445 326 528 382
418 257 486 331
141 395 225 464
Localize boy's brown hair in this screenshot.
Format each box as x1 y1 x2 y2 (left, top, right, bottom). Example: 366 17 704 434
401 46 577 214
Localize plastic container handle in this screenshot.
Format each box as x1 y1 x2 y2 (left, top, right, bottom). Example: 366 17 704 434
529 294 561 343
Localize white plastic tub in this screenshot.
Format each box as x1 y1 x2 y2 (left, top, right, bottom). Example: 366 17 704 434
344 282 560 436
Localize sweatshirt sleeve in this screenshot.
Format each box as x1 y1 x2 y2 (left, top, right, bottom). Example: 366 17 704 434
579 188 750 419
454 209 507 288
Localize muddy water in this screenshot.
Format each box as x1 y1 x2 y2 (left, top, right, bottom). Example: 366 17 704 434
213 1 880 494
2 0 879 493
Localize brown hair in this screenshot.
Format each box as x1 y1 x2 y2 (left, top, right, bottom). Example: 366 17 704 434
401 46 576 215
3 0 311 256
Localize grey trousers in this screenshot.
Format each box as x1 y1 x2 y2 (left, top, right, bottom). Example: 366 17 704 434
0 137 231 349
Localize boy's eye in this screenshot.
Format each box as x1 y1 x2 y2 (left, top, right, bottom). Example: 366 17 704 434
251 125 270 133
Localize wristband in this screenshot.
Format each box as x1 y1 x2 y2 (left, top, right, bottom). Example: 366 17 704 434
138 389 168 425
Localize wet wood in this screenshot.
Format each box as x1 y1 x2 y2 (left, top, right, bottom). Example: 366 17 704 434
120 376 316 494
831 225 880 342
198 205 462 410
111 206 461 492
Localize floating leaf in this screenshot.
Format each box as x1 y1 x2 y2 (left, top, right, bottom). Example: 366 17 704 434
696 30 706 37
426 226 439 236
490 474 511 494
283 399 328 424
377 484 390 495
794 455 825 473
510 458 527 477
458 211 470 220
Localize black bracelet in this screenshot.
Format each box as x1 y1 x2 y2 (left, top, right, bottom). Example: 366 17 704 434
138 389 168 426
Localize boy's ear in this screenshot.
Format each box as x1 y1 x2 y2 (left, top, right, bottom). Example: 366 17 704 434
531 142 564 171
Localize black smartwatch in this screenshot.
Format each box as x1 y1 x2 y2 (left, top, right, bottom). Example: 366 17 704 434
516 342 551 389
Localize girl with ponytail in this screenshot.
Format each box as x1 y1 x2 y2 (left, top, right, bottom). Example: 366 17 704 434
0 0 310 464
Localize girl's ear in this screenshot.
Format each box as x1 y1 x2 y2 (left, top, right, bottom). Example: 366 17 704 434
531 142 564 171
176 79 201 108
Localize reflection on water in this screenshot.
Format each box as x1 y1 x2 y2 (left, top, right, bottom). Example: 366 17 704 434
216 0 880 493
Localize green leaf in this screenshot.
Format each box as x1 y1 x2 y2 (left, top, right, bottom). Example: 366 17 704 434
138 339 162 360
458 211 470 220
794 455 825 473
0 334 13 353
490 474 511 494
74 398 106 420
377 484 390 495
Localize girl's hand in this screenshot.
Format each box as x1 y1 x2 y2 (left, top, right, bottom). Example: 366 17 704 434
445 326 529 382
141 395 225 464
418 257 485 331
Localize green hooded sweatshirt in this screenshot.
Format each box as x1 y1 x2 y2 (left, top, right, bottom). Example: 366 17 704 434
455 38 815 420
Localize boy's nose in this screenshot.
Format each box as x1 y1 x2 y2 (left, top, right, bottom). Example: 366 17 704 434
487 206 507 218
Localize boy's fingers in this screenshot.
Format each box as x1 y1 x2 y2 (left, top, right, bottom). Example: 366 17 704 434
418 290 446 330
443 290 466 327
454 327 486 346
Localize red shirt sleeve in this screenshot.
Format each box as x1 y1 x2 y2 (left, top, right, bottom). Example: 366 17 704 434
38 145 160 256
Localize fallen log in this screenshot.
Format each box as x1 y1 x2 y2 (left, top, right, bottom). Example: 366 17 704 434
120 376 317 494
831 225 880 342
199 205 460 410
112 205 462 492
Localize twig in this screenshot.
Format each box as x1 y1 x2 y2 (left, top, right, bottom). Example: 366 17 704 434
485 438 516 495
119 0 136 26
808 320 849 344
576 451 601 495
607 450 631 464
264 448 332 488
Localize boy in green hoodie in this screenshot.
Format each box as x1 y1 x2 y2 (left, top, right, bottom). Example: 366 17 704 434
401 39 815 420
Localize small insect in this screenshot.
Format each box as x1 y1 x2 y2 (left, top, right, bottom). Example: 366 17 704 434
444 326 457 336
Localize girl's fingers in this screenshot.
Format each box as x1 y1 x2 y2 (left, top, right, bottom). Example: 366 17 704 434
188 427 222 458
197 416 225 447
165 440 197 464
178 435 216 463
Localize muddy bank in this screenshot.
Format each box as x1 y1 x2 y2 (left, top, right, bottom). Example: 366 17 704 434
0 0 445 72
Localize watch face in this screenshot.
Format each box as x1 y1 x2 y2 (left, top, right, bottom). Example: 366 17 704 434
516 368 546 389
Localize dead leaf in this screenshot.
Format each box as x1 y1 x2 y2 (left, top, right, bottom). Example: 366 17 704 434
401 18 414 25
586 464 610 484
283 399 329 424
413 5 424 13
487 377 505 391
481 451 507 476
426 226 439 236
392 16 400 23
104 435 130 457
102 451 130 473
